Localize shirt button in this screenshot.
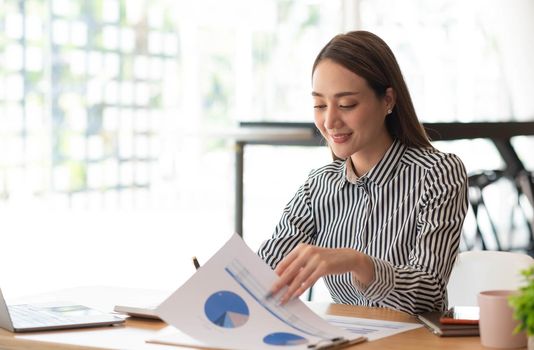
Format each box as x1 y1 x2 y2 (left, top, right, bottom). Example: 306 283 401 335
356 177 368 189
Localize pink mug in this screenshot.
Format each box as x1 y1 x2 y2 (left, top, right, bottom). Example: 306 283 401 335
478 290 527 349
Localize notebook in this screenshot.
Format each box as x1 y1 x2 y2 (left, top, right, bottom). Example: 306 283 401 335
113 303 161 319
417 311 479 337
0 288 125 332
112 290 170 320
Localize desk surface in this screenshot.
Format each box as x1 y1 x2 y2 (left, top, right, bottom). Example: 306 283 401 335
0 286 508 350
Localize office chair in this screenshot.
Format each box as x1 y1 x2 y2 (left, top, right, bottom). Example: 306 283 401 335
447 250 534 307
465 170 505 250
515 170 534 256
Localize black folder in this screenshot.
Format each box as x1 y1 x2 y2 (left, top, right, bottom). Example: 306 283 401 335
417 311 479 337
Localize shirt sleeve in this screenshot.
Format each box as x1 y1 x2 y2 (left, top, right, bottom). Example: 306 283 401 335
258 179 317 270
356 153 468 315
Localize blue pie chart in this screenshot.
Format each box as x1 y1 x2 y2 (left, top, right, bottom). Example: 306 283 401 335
204 291 249 328
263 332 308 346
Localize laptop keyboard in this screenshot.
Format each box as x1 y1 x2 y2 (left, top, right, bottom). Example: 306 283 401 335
9 304 78 328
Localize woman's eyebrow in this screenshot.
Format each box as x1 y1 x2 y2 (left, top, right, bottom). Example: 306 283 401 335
311 91 360 97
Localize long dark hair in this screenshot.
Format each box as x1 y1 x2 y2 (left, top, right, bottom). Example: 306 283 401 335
312 30 432 149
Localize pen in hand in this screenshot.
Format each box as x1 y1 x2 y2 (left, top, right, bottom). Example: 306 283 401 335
192 256 201 270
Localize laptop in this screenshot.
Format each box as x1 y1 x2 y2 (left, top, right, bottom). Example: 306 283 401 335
0 288 125 332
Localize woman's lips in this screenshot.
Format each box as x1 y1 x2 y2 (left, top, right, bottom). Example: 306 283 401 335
330 133 352 143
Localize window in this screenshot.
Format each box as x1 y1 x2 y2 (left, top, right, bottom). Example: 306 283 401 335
2 0 531 297
0 0 348 296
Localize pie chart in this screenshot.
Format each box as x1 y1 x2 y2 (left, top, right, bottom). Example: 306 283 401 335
263 332 308 346
204 290 249 328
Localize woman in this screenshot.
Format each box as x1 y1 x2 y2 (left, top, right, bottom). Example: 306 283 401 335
258 31 468 315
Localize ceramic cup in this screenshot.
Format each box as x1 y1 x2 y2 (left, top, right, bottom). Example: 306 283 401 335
478 290 527 349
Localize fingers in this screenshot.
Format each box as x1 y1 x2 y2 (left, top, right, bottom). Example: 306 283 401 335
269 244 306 296
267 247 360 304
269 261 300 297
269 245 328 304
290 270 322 301
279 261 323 304
274 246 300 276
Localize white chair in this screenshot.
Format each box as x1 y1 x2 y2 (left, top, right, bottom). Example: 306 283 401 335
447 250 534 306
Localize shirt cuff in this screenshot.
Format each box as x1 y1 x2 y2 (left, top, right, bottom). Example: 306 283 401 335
354 256 395 302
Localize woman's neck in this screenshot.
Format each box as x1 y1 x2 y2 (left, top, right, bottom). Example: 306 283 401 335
350 133 393 177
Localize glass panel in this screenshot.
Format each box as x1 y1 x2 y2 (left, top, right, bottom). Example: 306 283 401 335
5 13 23 39
5 44 23 71
359 0 532 122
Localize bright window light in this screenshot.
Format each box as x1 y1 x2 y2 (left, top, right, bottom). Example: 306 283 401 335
5 44 23 71
5 13 23 39
52 20 69 45
0 0 532 300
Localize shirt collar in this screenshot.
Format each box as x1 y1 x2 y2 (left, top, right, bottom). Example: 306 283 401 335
341 139 406 189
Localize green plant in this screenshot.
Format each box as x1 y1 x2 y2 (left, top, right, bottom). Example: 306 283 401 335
509 265 534 336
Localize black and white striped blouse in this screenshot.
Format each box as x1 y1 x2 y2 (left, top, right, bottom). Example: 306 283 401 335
258 139 468 315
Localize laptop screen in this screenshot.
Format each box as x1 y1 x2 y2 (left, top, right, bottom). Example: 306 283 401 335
0 288 124 333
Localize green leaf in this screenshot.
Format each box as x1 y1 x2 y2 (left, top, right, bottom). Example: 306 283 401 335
509 265 534 335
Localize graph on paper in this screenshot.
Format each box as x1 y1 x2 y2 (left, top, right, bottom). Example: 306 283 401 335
204 290 250 328
263 332 309 346
225 258 335 340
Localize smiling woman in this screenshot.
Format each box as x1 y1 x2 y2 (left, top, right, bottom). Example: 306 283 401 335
312 60 394 168
258 31 469 315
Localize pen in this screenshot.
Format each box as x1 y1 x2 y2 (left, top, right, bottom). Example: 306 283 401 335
192 256 201 270
308 336 367 349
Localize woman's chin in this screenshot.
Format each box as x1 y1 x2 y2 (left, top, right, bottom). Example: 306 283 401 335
329 145 354 159
331 151 350 160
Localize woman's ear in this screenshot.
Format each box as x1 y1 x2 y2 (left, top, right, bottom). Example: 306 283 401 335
385 87 396 112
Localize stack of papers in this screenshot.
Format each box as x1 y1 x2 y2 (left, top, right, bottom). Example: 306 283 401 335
147 234 421 349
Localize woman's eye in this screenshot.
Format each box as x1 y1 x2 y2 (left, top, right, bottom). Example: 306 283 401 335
339 103 357 109
313 105 326 109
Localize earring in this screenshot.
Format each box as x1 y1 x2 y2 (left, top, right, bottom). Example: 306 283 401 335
387 108 392 115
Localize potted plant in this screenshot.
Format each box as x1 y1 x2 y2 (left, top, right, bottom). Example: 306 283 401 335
509 265 534 350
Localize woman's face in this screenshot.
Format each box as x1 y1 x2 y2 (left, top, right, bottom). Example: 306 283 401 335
312 59 394 160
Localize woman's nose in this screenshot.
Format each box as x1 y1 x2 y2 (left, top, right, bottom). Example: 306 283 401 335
324 107 342 130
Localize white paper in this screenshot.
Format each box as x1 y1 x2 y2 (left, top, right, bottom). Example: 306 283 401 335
149 234 358 350
323 314 422 341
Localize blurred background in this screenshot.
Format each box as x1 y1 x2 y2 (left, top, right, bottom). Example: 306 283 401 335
0 0 533 299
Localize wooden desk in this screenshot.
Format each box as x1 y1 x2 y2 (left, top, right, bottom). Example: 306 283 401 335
0 287 509 350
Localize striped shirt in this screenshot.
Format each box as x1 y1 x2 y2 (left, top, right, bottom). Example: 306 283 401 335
258 139 468 315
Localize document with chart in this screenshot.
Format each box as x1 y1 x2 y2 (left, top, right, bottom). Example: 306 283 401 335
147 234 364 350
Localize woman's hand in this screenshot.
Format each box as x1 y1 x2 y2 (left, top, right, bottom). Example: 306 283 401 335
267 243 374 304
